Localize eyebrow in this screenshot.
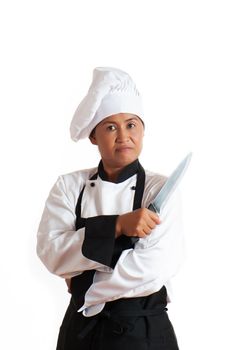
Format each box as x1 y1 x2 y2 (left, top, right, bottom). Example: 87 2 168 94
101 117 139 125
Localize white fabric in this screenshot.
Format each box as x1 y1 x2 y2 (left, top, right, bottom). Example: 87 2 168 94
36 168 112 278
70 67 143 142
37 167 184 316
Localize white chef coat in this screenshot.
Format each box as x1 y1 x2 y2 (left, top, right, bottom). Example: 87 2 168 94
37 163 184 317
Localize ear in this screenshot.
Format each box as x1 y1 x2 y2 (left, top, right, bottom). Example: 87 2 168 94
89 134 98 145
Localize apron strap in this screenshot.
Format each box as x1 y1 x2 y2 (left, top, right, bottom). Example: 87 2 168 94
132 161 145 210
75 172 98 230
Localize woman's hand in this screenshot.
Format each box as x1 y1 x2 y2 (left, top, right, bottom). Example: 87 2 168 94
115 208 161 238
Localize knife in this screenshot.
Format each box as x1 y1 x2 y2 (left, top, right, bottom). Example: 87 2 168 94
148 152 192 214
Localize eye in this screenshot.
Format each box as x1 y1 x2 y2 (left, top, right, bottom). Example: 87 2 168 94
127 122 136 129
106 125 117 131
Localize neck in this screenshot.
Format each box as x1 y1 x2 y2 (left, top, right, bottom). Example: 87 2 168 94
102 163 124 182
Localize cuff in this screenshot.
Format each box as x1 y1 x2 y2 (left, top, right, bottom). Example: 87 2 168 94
82 215 118 267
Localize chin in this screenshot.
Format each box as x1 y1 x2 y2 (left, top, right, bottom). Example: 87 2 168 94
115 155 137 167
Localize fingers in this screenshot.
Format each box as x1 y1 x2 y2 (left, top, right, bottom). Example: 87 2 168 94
137 223 156 238
138 208 161 231
148 210 161 225
133 219 159 237
116 208 161 239
137 209 161 237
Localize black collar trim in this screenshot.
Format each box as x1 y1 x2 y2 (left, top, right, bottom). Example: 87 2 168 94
98 159 140 183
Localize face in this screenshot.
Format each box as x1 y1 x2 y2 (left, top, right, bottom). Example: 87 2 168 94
89 113 144 171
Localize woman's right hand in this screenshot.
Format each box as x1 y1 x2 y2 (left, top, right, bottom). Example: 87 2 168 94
115 208 161 238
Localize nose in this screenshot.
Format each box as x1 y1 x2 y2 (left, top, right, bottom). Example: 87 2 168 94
116 127 130 143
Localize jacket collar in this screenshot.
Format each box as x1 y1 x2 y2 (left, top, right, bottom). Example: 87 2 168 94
98 159 140 183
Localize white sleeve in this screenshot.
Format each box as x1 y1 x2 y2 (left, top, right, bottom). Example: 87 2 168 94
80 190 185 313
36 176 112 279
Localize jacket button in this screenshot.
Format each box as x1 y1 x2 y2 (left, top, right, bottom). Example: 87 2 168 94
130 186 136 190
90 182 95 187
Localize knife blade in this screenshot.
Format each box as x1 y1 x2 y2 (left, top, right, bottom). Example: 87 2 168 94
148 152 192 214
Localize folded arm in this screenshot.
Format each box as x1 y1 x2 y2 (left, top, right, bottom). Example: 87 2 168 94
79 191 184 314
37 176 116 278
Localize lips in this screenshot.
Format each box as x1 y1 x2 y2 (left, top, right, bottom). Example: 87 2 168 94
116 146 133 152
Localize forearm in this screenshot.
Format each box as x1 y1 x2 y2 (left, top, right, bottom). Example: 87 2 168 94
37 225 112 278
36 176 115 278
80 191 184 313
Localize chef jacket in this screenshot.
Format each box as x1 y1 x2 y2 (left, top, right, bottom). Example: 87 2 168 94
37 159 184 317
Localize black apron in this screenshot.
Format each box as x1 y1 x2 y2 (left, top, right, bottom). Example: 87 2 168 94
56 163 179 350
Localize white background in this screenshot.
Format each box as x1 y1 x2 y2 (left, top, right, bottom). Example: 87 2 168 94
0 1 232 349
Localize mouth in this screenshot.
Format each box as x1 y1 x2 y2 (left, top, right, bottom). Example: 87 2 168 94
116 146 133 153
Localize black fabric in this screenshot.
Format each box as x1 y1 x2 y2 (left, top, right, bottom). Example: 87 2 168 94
98 159 140 183
110 234 136 268
70 270 95 310
56 287 179 350
82 215 119 267
75 172 98 230
132 161 146 210
71 171 99 310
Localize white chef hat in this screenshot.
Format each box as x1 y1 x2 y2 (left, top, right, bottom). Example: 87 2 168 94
70 67 144 142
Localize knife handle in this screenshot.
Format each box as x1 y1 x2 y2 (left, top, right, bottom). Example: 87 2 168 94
148 203 158 214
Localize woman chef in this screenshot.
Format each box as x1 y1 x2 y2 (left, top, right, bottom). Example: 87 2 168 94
37 67 184 349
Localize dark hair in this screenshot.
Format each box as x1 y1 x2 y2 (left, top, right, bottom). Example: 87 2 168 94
89 127 96 138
